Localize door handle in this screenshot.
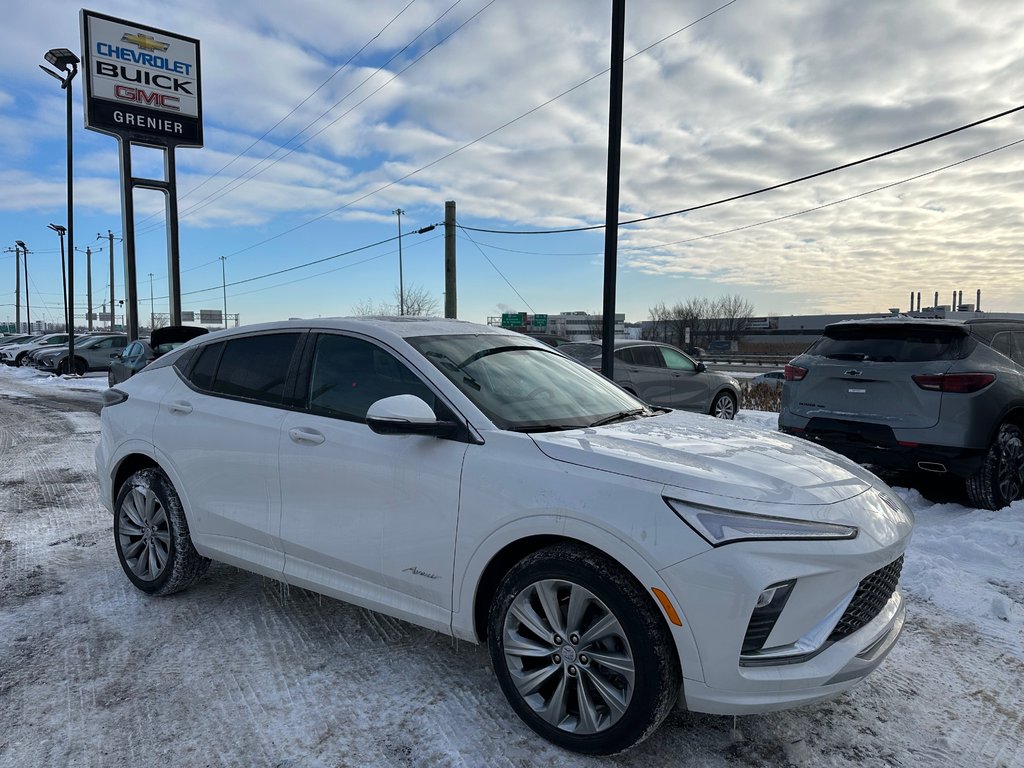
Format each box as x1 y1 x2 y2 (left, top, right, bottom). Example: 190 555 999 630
289 427 325 445
167 400 193 415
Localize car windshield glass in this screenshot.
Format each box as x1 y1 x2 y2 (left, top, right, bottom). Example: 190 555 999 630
809 325 973 362
408 334 646 431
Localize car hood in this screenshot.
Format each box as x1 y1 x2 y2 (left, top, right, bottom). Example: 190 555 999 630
529 410 876 506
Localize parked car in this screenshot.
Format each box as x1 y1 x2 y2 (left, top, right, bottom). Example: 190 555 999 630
0 334 70 366
516 331 574 347
780 317 1024 510
560 339 742 418
750 370 786 389
36 334 128 375
107 326 209 386
97 317 912 755
0 334 37 349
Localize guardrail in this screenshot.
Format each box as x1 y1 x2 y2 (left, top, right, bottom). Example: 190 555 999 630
700 353 794 366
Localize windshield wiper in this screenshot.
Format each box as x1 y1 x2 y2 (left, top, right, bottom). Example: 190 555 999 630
589 408 648 427
456 345 546 370
507 424 581 433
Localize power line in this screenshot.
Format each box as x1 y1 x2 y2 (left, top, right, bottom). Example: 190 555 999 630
456 225 535 312
136 0 481 237
463 136 1024 255
135 0 731 261
178 0 422 204
460 103 1024 235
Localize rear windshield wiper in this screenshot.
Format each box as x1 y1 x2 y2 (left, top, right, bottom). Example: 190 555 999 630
824 353 866 361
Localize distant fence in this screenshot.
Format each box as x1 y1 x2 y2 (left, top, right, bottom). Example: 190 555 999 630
702 353 793 366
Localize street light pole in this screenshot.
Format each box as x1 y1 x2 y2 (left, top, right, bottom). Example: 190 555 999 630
48 224 68 331
75 245 96 331
41 47 79 366
148 272 155 331
393 208 405 315
220 256 228 329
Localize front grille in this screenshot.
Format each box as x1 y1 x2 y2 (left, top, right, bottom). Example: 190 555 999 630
828 556 903 642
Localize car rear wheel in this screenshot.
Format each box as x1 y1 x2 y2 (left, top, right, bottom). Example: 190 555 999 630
488 544 680 755
710 391 737 420
966 423 1024 510
114 468 210 595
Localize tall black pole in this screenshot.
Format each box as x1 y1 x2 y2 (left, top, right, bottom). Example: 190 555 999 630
23 248 30 334
601 0 626 378
64 64 77 366
14 244 21 333
444 200 457 319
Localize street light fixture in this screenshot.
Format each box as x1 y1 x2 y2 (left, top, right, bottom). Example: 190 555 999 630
40 46 79 370
48 224 69 331
15 240 29 334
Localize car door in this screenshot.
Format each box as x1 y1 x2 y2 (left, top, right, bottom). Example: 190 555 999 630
658 345 710 410
616 344 689 407
84 336 125 369
278 332 468 632
151 332 303 577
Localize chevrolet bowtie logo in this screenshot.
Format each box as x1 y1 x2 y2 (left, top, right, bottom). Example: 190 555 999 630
121 32 170 52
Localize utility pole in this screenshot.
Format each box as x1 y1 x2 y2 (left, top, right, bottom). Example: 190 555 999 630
16 241 30 334
148 272 155 331
220 256 228 329
5 245 21 333
393 208 405 315
76 245 98 331
600 0 626 379
444 200 457 319
101 230 120 331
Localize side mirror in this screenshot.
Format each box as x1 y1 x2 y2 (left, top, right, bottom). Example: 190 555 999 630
696 362 707 373
366 394 457 437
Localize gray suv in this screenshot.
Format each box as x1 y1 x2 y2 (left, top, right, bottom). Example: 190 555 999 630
560 339 742 418
779 317 1024 509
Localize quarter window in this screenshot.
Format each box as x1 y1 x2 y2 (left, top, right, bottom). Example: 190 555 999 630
306 334 435 421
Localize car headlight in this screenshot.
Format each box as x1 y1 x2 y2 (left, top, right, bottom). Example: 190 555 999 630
665 499 858 547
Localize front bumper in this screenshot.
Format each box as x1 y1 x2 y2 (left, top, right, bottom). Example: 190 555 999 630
657 511 910 716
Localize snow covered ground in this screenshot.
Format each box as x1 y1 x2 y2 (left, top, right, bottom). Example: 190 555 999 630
0 366 1021 768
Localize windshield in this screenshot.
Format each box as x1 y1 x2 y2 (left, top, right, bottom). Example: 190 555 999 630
408 334 648 431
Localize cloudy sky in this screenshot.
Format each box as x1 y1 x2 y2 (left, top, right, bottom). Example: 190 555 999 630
1 0 1023 329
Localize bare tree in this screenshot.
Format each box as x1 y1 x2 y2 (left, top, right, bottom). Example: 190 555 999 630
645 294 754 348
351 284 440 317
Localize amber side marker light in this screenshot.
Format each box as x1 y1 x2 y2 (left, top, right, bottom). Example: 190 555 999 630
651 587 683 626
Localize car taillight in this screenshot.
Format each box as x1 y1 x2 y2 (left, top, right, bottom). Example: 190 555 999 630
911 373 996 393
784 364 807 381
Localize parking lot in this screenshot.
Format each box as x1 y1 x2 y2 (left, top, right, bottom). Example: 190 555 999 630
0 366 1021 768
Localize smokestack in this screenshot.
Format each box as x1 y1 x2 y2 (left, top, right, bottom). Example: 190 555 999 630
909 292 914 313
958 290 963 308
934 291 939 309
916 292 921 312
952 290 957 309
977 289 981 312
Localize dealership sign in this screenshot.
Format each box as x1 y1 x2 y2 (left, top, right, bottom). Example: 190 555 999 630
80 10 202 147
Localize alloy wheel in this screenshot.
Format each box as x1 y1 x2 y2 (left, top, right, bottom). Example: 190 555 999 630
998 429 1024 502
502 578 635 735
117 484 171 581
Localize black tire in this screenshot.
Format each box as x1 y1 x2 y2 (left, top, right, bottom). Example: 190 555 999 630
73 357 88 376
710 390 737 420
966 423 1024 510
488 544 681 755
113 467 210 595
15 352 28 366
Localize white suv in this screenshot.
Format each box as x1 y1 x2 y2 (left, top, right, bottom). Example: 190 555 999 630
96 318 912 754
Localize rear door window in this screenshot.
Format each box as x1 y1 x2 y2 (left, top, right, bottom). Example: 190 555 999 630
631 345 664 368
207 334 301 405
808 325 972 362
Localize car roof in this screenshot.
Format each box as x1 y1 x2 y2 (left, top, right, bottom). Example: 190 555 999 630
185 317 537 350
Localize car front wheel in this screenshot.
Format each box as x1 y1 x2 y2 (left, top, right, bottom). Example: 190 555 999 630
114 467 210 595
488 544 680 755
710 391 737 419
966 423 1024 510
